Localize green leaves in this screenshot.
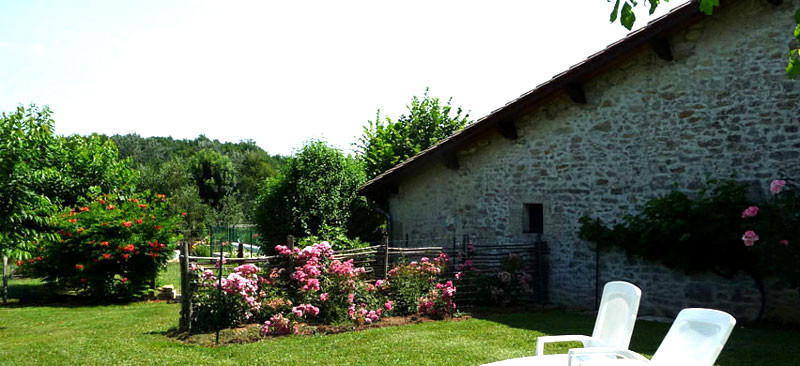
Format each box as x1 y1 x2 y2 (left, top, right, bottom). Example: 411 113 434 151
621 2 636 30
790 10 800 79
699 0 719 15
356 88 470 180
788 51 800 79
610 0 621 22
648 0 665 15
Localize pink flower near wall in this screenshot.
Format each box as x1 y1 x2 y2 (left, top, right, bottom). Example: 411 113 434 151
741 206 759 218
770 180 786 194
742 230 759 246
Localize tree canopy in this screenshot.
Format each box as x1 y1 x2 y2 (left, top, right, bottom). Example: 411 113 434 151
356 88 471 179
254 140 381 248
0 105 138 259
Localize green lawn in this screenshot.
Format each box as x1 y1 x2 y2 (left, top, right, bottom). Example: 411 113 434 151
1 275 798 365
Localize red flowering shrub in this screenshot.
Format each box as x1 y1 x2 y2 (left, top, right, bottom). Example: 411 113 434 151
19 192 181 299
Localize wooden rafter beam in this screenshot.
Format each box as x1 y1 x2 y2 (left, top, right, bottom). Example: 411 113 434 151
497 120 518 140
650 36 674 61
565 83 587 104
442 151 459 170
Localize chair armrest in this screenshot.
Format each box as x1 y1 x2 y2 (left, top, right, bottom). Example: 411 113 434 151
535 335 592 356
567 347 649 366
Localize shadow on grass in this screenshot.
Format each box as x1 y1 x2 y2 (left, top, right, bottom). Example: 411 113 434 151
3 279 141 309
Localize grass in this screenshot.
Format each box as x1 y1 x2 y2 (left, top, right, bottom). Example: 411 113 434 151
1 274 799 365
157 262 182 291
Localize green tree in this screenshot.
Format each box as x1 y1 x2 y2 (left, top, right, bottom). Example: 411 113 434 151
188 149 237 209
235 149 279 206
254 141 381 248
39 134 138 207
608 1 800 78
0 106 60 260
356 88 471 179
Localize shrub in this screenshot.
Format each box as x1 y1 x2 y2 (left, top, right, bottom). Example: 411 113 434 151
190 262 264 331
578 179 800 292
253 140 382 250
189 242 458 334
19 191 181 300
297 225 369 251
386 253 450 315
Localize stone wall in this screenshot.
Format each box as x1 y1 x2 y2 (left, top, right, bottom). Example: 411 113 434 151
386 0 800 323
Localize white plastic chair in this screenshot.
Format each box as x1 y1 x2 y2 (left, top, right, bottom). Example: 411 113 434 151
567 308 737 366
535 281 642 356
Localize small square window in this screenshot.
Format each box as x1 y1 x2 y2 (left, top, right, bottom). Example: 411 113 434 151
524 203 543 234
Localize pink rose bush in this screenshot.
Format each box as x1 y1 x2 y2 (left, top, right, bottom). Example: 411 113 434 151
453 244 535 306
190 241 458 335
385 252 455 316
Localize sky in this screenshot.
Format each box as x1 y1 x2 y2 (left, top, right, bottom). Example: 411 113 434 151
0 0 690 156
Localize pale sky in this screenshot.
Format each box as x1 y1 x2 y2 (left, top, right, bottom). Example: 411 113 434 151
1 0 690 156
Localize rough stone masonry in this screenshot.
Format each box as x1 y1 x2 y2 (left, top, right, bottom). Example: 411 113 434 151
384 0 800 323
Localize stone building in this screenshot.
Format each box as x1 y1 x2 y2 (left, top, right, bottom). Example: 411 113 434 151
359 0 800 322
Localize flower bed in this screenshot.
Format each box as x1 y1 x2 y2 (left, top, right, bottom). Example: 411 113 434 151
189 241 458 336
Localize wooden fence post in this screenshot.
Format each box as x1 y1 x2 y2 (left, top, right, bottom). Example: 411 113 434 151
179 241 192 332
2 255 7 305
287 235 295 251
383 236 390 279
237 242 244 258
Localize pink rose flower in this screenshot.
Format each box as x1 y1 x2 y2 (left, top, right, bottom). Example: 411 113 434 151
319 292 329 302
780 240 789 247
742 230 759 246
741 206 759 218
770 180 786 194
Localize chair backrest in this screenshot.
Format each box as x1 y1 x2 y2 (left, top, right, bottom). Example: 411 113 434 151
650 308 736 366
588 281 642 349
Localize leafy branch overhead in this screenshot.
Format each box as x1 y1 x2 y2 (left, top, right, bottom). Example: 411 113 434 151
609 0 798 78
788 9 800 79
609 0 718 30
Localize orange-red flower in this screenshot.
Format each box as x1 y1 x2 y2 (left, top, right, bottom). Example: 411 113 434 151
106 204 115 210
79 206 90 212
139 204 147 209
77 227 84 233
122 221 132 228
75 264 84 270
100 241 109 247
16 260 23 266
121 277 128 284
102 253 111 260
81 278 88 283
136 219 143 224
98 199 106 204
154 225 162 231
68 218 78 223
181 212 187 216
122 254 130 260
